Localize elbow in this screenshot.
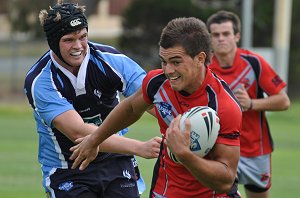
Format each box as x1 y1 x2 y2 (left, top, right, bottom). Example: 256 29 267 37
213 173 237 194
215 182 235 194
279 91 291 111
72 133 84 141
66 132 83 143
281 97 291 111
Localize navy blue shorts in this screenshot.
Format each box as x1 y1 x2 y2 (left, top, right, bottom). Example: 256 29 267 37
46 154 139 198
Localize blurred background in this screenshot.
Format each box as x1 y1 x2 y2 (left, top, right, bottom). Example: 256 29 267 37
0 0 299 102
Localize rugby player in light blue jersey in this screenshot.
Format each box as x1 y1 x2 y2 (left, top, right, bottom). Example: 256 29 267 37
24 1 161 197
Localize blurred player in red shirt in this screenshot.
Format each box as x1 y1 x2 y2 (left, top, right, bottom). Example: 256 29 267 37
207 10 290 198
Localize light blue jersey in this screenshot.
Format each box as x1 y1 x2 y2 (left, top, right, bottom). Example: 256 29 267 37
24 41 146 194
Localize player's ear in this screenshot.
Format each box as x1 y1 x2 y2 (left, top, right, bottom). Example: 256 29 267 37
235 32 241 43
196 52 206 67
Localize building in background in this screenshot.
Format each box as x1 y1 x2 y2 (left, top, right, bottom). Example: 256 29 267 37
0 0 131 41
88 0 131 38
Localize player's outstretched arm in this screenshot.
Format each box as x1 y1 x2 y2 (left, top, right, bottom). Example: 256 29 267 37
72 134 162 159
70 88 151 170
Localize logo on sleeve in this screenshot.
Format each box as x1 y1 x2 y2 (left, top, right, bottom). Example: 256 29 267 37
272 75 283 87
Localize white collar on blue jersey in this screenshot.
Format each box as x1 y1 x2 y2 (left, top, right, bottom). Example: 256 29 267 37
50 44 90 96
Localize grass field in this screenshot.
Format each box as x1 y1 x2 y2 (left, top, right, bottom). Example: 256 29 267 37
0 99 299 197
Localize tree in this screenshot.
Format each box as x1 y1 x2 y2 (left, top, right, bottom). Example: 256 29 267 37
119 0 205 69
119 0 239 69
288 0 300 96
8 0 100 38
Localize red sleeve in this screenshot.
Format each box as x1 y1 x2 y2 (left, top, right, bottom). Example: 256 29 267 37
257 54 286 95
142 69 162 104
216 95 242 146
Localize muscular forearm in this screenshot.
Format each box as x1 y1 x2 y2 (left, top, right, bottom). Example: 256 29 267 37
180 151 236 193
100 135 141 155
251 91 290 111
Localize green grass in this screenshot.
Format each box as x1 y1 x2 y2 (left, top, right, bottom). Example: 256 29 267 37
0 100 299 197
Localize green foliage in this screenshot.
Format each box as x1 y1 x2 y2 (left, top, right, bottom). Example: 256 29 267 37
119 0 219 69
288 0 300 96
7 0 100 38
8 0 54 38
252 0 274 47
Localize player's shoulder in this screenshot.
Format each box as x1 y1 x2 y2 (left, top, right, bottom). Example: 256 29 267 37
238 48 265 60
144 69 166 86
142 69 167 100
147 69 164 77
88 41 120 54
25 51 52 82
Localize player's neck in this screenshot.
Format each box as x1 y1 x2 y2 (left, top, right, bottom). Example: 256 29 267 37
52 51 80 76
215 48 237 69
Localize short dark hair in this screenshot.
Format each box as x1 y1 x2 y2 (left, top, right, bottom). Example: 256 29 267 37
159 17 212 65
206 10 241 34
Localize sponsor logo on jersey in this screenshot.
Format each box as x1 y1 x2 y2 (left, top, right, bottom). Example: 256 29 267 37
123 170 131 180
83 114 102 126
70 18 82 27
94 89 102 99
157 102 172 118
58 181 74 192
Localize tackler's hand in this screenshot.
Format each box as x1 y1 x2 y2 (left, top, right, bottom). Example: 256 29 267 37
69 135 99 170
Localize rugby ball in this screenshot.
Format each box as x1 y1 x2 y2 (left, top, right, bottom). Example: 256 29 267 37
167 106 220 163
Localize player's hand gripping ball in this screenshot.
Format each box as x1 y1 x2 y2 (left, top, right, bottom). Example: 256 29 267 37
168 106 220 163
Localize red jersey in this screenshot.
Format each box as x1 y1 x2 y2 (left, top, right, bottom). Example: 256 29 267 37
142 68 242 198
209 48 286 157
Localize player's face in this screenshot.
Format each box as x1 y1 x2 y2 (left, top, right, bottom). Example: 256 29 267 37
59 28 88 68
209 21 240 56
159 46 206 94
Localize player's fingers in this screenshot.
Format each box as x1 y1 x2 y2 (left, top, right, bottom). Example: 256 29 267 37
154 147 160 155
69 144 79 152
154 136 162 144
79 159 91 171
184 118 191 131
184 118 191 138
176 114 182 128
174 114 181 123
169 117 175 129
74 137 84 143
170 114 181 132
69 151 76 161
71 153 84 169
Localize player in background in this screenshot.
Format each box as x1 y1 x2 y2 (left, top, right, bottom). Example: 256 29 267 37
24 1 161 197
70 17 243 198
207 10 290 198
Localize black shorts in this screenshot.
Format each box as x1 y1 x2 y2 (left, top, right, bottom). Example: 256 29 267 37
46 154 139 198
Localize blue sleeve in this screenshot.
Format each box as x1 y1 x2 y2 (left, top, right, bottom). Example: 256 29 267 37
99 52 146 97
32 71 73 127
